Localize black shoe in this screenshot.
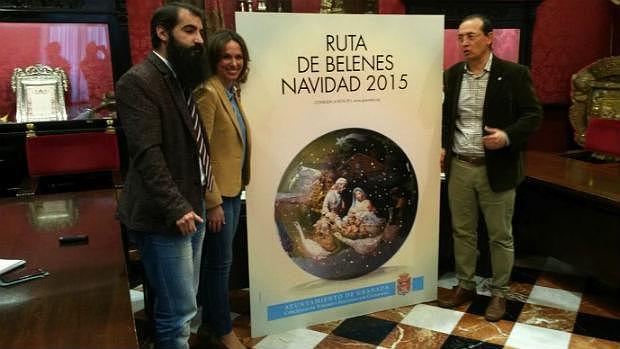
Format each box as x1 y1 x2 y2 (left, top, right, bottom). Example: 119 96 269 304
195 324 227 349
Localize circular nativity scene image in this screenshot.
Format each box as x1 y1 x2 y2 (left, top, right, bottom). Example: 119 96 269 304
274 128 419 280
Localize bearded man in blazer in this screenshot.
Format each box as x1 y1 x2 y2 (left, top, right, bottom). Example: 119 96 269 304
115 3 210 348
438 14 542 322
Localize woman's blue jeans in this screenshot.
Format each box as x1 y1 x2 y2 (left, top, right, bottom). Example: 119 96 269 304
198 195 241 335
129 214 205 349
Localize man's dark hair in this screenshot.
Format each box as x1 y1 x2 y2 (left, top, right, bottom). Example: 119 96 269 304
461 14 494 36
150 2 205 50
207 29 251 83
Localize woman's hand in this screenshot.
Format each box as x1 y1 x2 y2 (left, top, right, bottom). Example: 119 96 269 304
206 205 226 233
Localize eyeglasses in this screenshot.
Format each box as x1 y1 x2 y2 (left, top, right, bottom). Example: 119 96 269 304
457 33 482 43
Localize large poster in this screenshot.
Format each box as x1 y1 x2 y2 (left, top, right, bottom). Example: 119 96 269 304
237 13 443 336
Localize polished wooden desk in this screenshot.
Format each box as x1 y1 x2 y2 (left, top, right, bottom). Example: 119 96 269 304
0 189 138 349
523 150 620 207
514 151 620 288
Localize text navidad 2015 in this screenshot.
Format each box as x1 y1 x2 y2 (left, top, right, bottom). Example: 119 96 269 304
281 34 409 95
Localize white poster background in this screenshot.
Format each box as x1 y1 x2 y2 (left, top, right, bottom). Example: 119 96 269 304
237 13 443 336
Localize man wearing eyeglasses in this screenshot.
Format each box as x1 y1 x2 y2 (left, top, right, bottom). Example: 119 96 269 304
439 14 542 321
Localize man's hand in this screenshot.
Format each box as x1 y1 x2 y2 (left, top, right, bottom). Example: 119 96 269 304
440 148 446 172
176 211 204 236
482 126 508 150
207 205 225 233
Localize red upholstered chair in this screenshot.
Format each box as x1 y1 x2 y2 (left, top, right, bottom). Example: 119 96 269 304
584 118 620 158
569 56 620 161
22 130 121 195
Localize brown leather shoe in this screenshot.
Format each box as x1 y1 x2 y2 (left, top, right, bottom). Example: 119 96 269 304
485 296 506 322
438 286 476 308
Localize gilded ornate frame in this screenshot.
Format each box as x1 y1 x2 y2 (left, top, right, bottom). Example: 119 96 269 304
11 64 69 123
569 56 620 146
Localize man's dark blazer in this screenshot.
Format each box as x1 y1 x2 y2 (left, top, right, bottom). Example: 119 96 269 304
442 56 542 192
116 52 204 233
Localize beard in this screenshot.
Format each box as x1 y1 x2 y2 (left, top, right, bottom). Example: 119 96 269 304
167 34 205 89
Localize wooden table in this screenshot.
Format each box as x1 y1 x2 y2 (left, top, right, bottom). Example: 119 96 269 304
0 189 138 349
514 151 620 288
523 150 620 208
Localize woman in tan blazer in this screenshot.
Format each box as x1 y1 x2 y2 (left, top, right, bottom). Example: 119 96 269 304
193 29 251 349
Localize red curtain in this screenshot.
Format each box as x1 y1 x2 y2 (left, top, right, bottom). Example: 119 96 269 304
531 0 614 104
291 0 320 13
126 0 163 64
205 0 226 32
378 0 404 14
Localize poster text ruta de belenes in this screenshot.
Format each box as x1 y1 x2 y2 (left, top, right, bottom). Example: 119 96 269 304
281 34 409 95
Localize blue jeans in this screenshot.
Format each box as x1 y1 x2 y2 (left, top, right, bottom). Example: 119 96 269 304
198 195 241 335
129 212 205 349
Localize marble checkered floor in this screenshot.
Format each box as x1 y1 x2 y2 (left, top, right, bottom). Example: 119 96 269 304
228 266 620 349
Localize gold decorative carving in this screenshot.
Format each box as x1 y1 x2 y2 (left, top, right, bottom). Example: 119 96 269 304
105 118 116 134
569 56 620 147
26 123 36 138
320 0 344 13
320 0 376 13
